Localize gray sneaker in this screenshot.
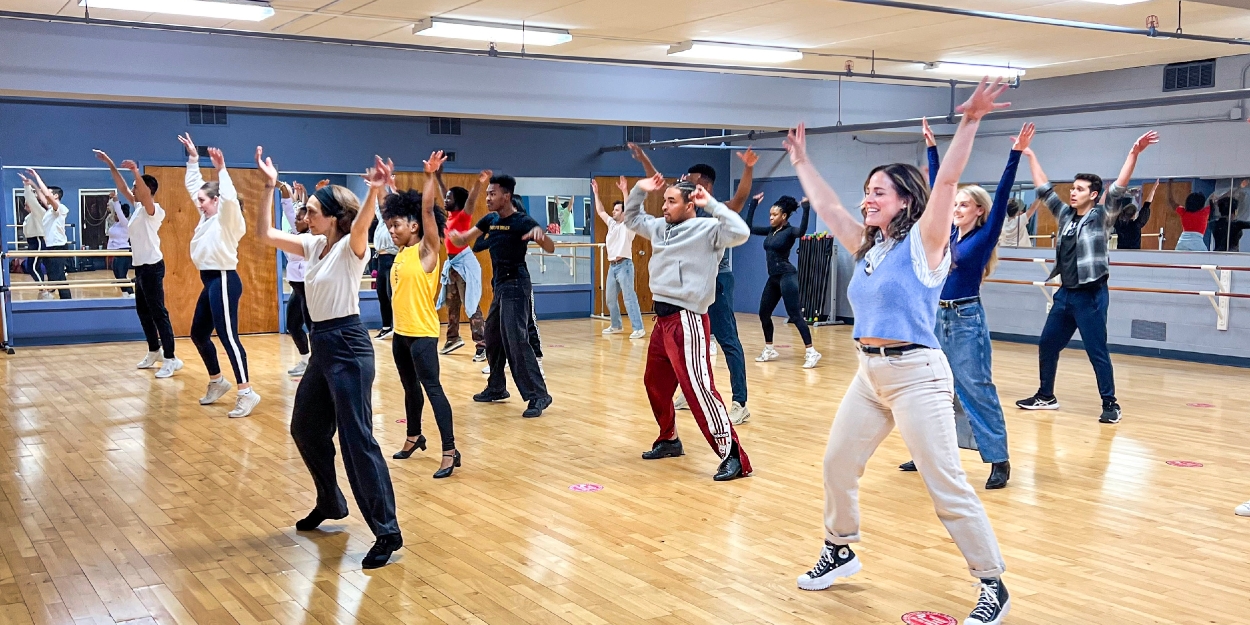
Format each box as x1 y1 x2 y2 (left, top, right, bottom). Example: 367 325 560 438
287 361 307 377
200 378 233 405
155 357 183 379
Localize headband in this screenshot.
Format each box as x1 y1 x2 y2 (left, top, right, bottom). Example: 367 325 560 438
313 187 344 216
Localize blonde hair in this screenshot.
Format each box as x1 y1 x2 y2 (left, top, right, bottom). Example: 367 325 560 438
956 185 998 281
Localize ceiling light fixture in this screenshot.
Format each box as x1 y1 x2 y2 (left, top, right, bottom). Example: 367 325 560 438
413 17 572 46
79 0 274 21
667 41 803 64
922 62 1026 79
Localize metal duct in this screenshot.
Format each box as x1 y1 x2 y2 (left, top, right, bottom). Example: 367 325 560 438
600 87 1250 152
838 0 1250 46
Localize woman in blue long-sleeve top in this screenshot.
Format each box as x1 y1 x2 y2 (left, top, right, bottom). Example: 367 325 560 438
902 120 1034 490
744 193 822 369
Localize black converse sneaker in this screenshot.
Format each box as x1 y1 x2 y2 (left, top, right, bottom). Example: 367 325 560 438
796 541 861 590
1099 402 1122 424
1015 393 1059 410
965 578 1010 625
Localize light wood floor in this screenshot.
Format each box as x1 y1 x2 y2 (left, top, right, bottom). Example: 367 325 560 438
2 314 1248 625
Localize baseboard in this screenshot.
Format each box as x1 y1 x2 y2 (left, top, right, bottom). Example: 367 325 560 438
989 332 1250 368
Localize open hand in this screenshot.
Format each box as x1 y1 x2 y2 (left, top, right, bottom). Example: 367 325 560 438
315 179 330 190
120 159 141 174
293 181 306 202
478 169 492 185
177 132 197 158
783 123 808 166
1011 122 1035 151
207 147 225 171
753 192 764 203
255 146 278 186
636 172 666 193
690 185 711 208
590 179 599 195
617 176 628 195
627 142 647 163
1131 131 1159 155
922 117 936 147
93 149 115 166
736 147 759 168
424 150 447 174
955 77 1011 122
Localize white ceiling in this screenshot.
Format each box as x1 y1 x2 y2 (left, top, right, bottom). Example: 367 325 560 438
10 0 1250 81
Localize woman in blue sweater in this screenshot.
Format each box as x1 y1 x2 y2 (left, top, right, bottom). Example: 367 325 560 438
899 121 1034 491
744 194 821 368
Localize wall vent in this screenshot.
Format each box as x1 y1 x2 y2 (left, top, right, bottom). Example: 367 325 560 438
1130 319 1167 341
1163 59 1215 92
429 117 461 135
625 126 651 144
188 104 228 125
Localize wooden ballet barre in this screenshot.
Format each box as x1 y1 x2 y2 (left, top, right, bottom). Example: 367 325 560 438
985 278 1249 298
6 281 133 291
998 257 1250 272
5 250 133 258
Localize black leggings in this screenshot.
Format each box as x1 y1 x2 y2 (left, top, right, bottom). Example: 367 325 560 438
112 248 133 294
392 335 455 451
759 272 812 346
375 253 395 329
288 281 311 356
190 270 248 384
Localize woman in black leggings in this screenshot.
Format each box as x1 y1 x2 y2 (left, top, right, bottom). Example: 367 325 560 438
745 194 821 368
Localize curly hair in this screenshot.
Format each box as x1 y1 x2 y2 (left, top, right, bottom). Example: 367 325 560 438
381 189 446 241
774 195 800 216
854 163 930 261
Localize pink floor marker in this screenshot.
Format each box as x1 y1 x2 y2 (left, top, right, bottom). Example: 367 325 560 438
1166 460 1203 468
568 483 603 492
1186 402 1215 408
395 419 406 423
901 612 957 625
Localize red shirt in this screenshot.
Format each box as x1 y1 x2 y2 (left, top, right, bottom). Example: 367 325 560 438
446 209 472 255
1175 205 1210 234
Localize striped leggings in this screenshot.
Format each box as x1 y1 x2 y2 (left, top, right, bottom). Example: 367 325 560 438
191 270 249 385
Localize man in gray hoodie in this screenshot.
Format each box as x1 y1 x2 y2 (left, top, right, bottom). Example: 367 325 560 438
625 173 753 481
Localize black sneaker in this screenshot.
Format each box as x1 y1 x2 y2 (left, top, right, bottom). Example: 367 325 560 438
713 441 747 481
374 327 393 340
473 389 510 402
1099 403 1122 424
361 532 403 570
440 338 465 355
899 460 917 472
1015 393 1059 410
641 438 684 460
472 348 487 362
522 395 552 418
966 578 1010 625
796 541 861 590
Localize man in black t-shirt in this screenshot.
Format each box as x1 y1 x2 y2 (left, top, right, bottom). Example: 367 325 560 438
449 175 555 418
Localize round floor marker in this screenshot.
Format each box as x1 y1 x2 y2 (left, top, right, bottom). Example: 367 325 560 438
550 344 566 348
569 483 603 492
776 344 792 349
1186 402 1216 408
901 612 957 625
395 419 406 424
1166 460 1203 468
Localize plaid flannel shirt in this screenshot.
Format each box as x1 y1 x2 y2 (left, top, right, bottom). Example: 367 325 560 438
1037 182 1127 286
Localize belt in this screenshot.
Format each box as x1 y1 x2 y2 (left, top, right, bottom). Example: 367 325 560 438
939 296 980 309
858 342 926 357
609 257 629 264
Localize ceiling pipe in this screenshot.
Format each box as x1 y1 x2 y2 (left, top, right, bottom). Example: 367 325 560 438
0 10 982 87
600 87 1250 152
838 0 1250 46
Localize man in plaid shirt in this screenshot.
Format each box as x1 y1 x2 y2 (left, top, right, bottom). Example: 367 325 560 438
1014 131 1160 424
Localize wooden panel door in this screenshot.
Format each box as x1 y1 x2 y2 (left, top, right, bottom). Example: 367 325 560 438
1037 180 1192 251
391 171 493 323
591 176 675 316
146 166 279 336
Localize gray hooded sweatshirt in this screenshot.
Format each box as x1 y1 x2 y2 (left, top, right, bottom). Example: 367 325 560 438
624 183 749 315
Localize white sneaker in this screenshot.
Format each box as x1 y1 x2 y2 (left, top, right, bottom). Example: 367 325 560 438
1236 501 1250 517
228 391 261 418
709 341 719 367
803 349 822 369
288 361 307 377
602 327 624 335
674 394 689 411
482 364 490 375
39 291 54 300
137 352 160 369
729 401 750 425
756 347 779 362
200 378 233 405
155 357 183 379
629 329 646 339
122 292 135 298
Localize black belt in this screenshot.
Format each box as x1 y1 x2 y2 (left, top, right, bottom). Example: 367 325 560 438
939 296 980 309
858 342 926 357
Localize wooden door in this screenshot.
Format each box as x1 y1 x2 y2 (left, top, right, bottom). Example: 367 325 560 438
391 171 493 323
1036 180 1193 251
591 176 675 316
146 166 279 336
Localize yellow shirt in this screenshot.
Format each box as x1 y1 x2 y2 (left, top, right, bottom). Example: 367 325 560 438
391 245 441 338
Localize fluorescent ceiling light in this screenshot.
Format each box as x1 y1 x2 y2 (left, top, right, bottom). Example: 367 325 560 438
79 0 274 21
922 62 1026 78
413 17 572 46
667 41 803 64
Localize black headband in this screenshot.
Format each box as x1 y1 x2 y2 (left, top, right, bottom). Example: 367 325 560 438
313 187 344 216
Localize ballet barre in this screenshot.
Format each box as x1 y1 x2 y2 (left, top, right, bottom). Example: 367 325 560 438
5 249 132 258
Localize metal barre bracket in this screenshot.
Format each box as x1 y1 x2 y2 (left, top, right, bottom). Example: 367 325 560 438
1202 266 1232 330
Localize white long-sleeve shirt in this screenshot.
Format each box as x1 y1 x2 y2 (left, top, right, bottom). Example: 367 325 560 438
107 199 130 249
185 158 246 271
21 184 46 239
282 197 306 282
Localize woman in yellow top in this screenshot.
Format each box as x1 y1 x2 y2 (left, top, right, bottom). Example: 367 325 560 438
385 151 458 478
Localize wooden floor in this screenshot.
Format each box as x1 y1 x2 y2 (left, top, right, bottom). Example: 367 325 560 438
2 314 1248 625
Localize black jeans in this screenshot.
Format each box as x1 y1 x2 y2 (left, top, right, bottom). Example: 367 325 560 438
190 270 248 384
759 272 812 345
1038 281 1116 405
375 253 395 329
528 288 543 359
484 277 549 401
291 315 399 538
392 335 455 451
112 248 133 294
134 261 176 358
44 244 71 299
288 282 311 356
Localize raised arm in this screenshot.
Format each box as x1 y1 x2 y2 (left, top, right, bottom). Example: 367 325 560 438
919 77 1011 267
421 151 447 272
628 142 659 178
798 197 811 235
923 117 939 188
692 186 750 250
968 124 1031 253
94 150 136 205
591 179 612 226
465 169 490 218
278 182 297 230
1024 148 1067 218
210 148 246 239
121 160 158 217
18 175 47 221
254 147 305 256
725 148 758 213
1114 131 1159 190
178 133 204 199
354 157 390 260
1138 180 1158 228
623 173 665 240
744 193 770 236
784 123 863 252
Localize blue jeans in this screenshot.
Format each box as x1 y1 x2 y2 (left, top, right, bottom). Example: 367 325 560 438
707 272 747 406
605 259 643 331
936 302 1009 463
1175 231 1208 251
1038 282 1116 405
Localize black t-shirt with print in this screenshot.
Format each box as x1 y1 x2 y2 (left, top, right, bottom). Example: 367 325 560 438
475 210 541 284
